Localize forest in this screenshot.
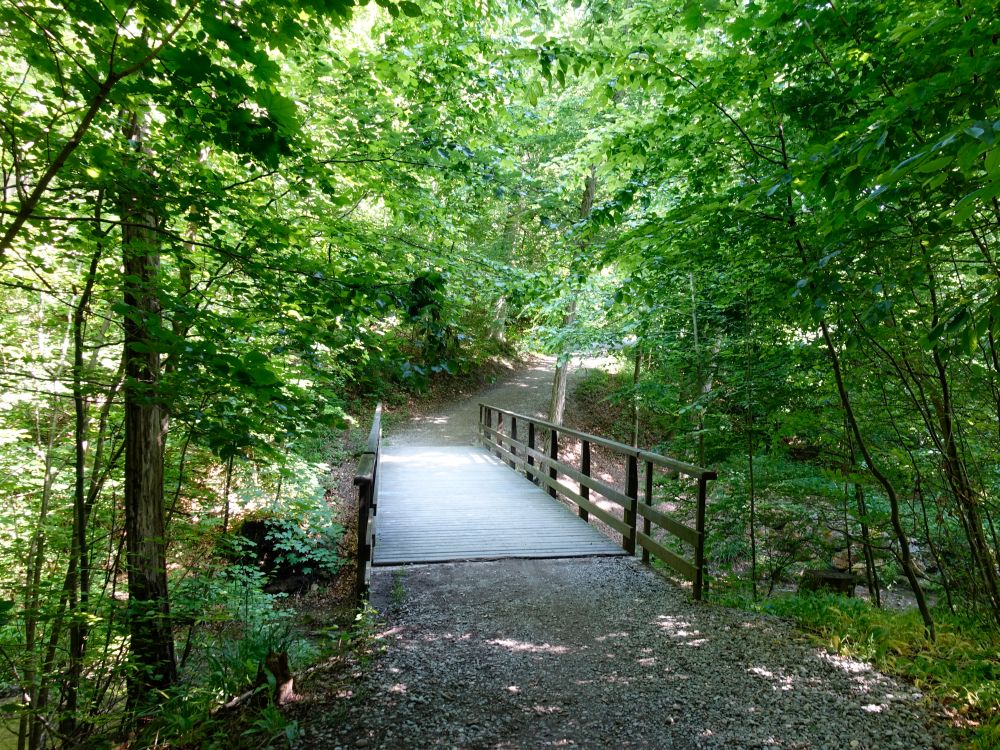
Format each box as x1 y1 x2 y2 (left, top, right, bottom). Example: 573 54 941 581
1 0 999 747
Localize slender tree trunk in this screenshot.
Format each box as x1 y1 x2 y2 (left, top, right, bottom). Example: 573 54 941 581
930 351 1000 623
821 321 934 639
632 345 642 447
906 261 1000 620
690 273 705 467
844 419 881 605
22 298 70 750
549 332 574 425
550 167 596 425
63 240 103 739
222 454 235 534
490 199 524 347
745 293 758 600
916 476 955 612
121 111 176 705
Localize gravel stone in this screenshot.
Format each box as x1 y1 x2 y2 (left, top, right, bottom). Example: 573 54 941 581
297 557 950 749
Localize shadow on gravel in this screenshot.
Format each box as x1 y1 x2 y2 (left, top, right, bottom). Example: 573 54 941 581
297 557 948 750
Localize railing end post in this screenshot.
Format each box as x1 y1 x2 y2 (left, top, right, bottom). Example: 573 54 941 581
693 475 709 601
354 404 382 607
624 454 639 555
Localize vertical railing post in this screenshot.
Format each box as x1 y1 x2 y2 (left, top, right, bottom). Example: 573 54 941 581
478 403 484 445
354 476 371 604
527 422 536 483
547 427 558 498
579 440 591 521
642 460 653 564
509 416 518 469
694 475 708 600
354 404 381 606
624 453 639 554
495 411 504 459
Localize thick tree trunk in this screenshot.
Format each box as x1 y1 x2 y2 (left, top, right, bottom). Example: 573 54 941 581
121 113 176 704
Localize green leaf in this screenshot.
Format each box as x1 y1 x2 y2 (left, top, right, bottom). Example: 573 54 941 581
399 1 422 17
956 140 984 176
944 308 970 335
986 148 1000 177
960 323 978 355
916 156 951 173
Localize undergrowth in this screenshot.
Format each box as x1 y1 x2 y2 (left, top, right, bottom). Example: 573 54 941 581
142 601 379 749
723 590 1000 748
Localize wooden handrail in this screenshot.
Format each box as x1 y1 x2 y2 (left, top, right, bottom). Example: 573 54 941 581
478 402 716 600
354 403 382 605
479 404 717 480
364 403 381 454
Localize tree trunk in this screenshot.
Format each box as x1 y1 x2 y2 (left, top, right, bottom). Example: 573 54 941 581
745 292 758 600
549 361 570 425
490 199 524 347
549 299 577 425
121 111 176 705
844 418 881 606
22 304 70 750
631 345 642 447
930 350 1000 623
820 321 935 639
222 454 235 534
549 168 597 426
63 240 103 739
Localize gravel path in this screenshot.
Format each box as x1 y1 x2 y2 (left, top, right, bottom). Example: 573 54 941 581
301 558 945 750
296 359 949 750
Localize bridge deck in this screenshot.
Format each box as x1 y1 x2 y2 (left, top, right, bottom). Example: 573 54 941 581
373 445 625 565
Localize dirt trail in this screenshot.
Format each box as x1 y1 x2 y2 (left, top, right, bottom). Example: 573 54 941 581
384 355 560 447
296 359 948 750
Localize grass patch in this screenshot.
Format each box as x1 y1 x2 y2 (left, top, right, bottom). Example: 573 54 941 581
391 569 406 607
750 592 1000 748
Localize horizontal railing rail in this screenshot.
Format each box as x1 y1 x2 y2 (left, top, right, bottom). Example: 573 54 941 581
353 403 383 605
478 403 716 600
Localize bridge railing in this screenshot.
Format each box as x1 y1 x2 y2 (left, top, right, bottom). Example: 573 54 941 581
478 403 716 600
353 403 382 605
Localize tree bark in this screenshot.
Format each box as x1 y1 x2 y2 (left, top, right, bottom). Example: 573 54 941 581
63 238 103 739
549 168 597 425
820 321 935 639
631 345 642 447
549 302 576 426
930 349 1000 623
121 111 176 705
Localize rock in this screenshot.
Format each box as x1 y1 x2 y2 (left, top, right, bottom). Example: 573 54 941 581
799 568 861 596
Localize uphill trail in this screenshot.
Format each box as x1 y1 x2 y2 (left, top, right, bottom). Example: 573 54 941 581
295 358 949 750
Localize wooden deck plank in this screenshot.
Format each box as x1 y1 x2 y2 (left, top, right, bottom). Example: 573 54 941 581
372 445 625 565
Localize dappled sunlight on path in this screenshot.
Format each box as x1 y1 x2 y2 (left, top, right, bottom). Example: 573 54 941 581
300 558 945 750
385 356 557 447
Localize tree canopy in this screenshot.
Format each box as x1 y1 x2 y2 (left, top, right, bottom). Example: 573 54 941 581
1 0 998 746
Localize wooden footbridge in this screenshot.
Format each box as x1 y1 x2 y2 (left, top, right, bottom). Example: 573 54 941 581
353 404 716 602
